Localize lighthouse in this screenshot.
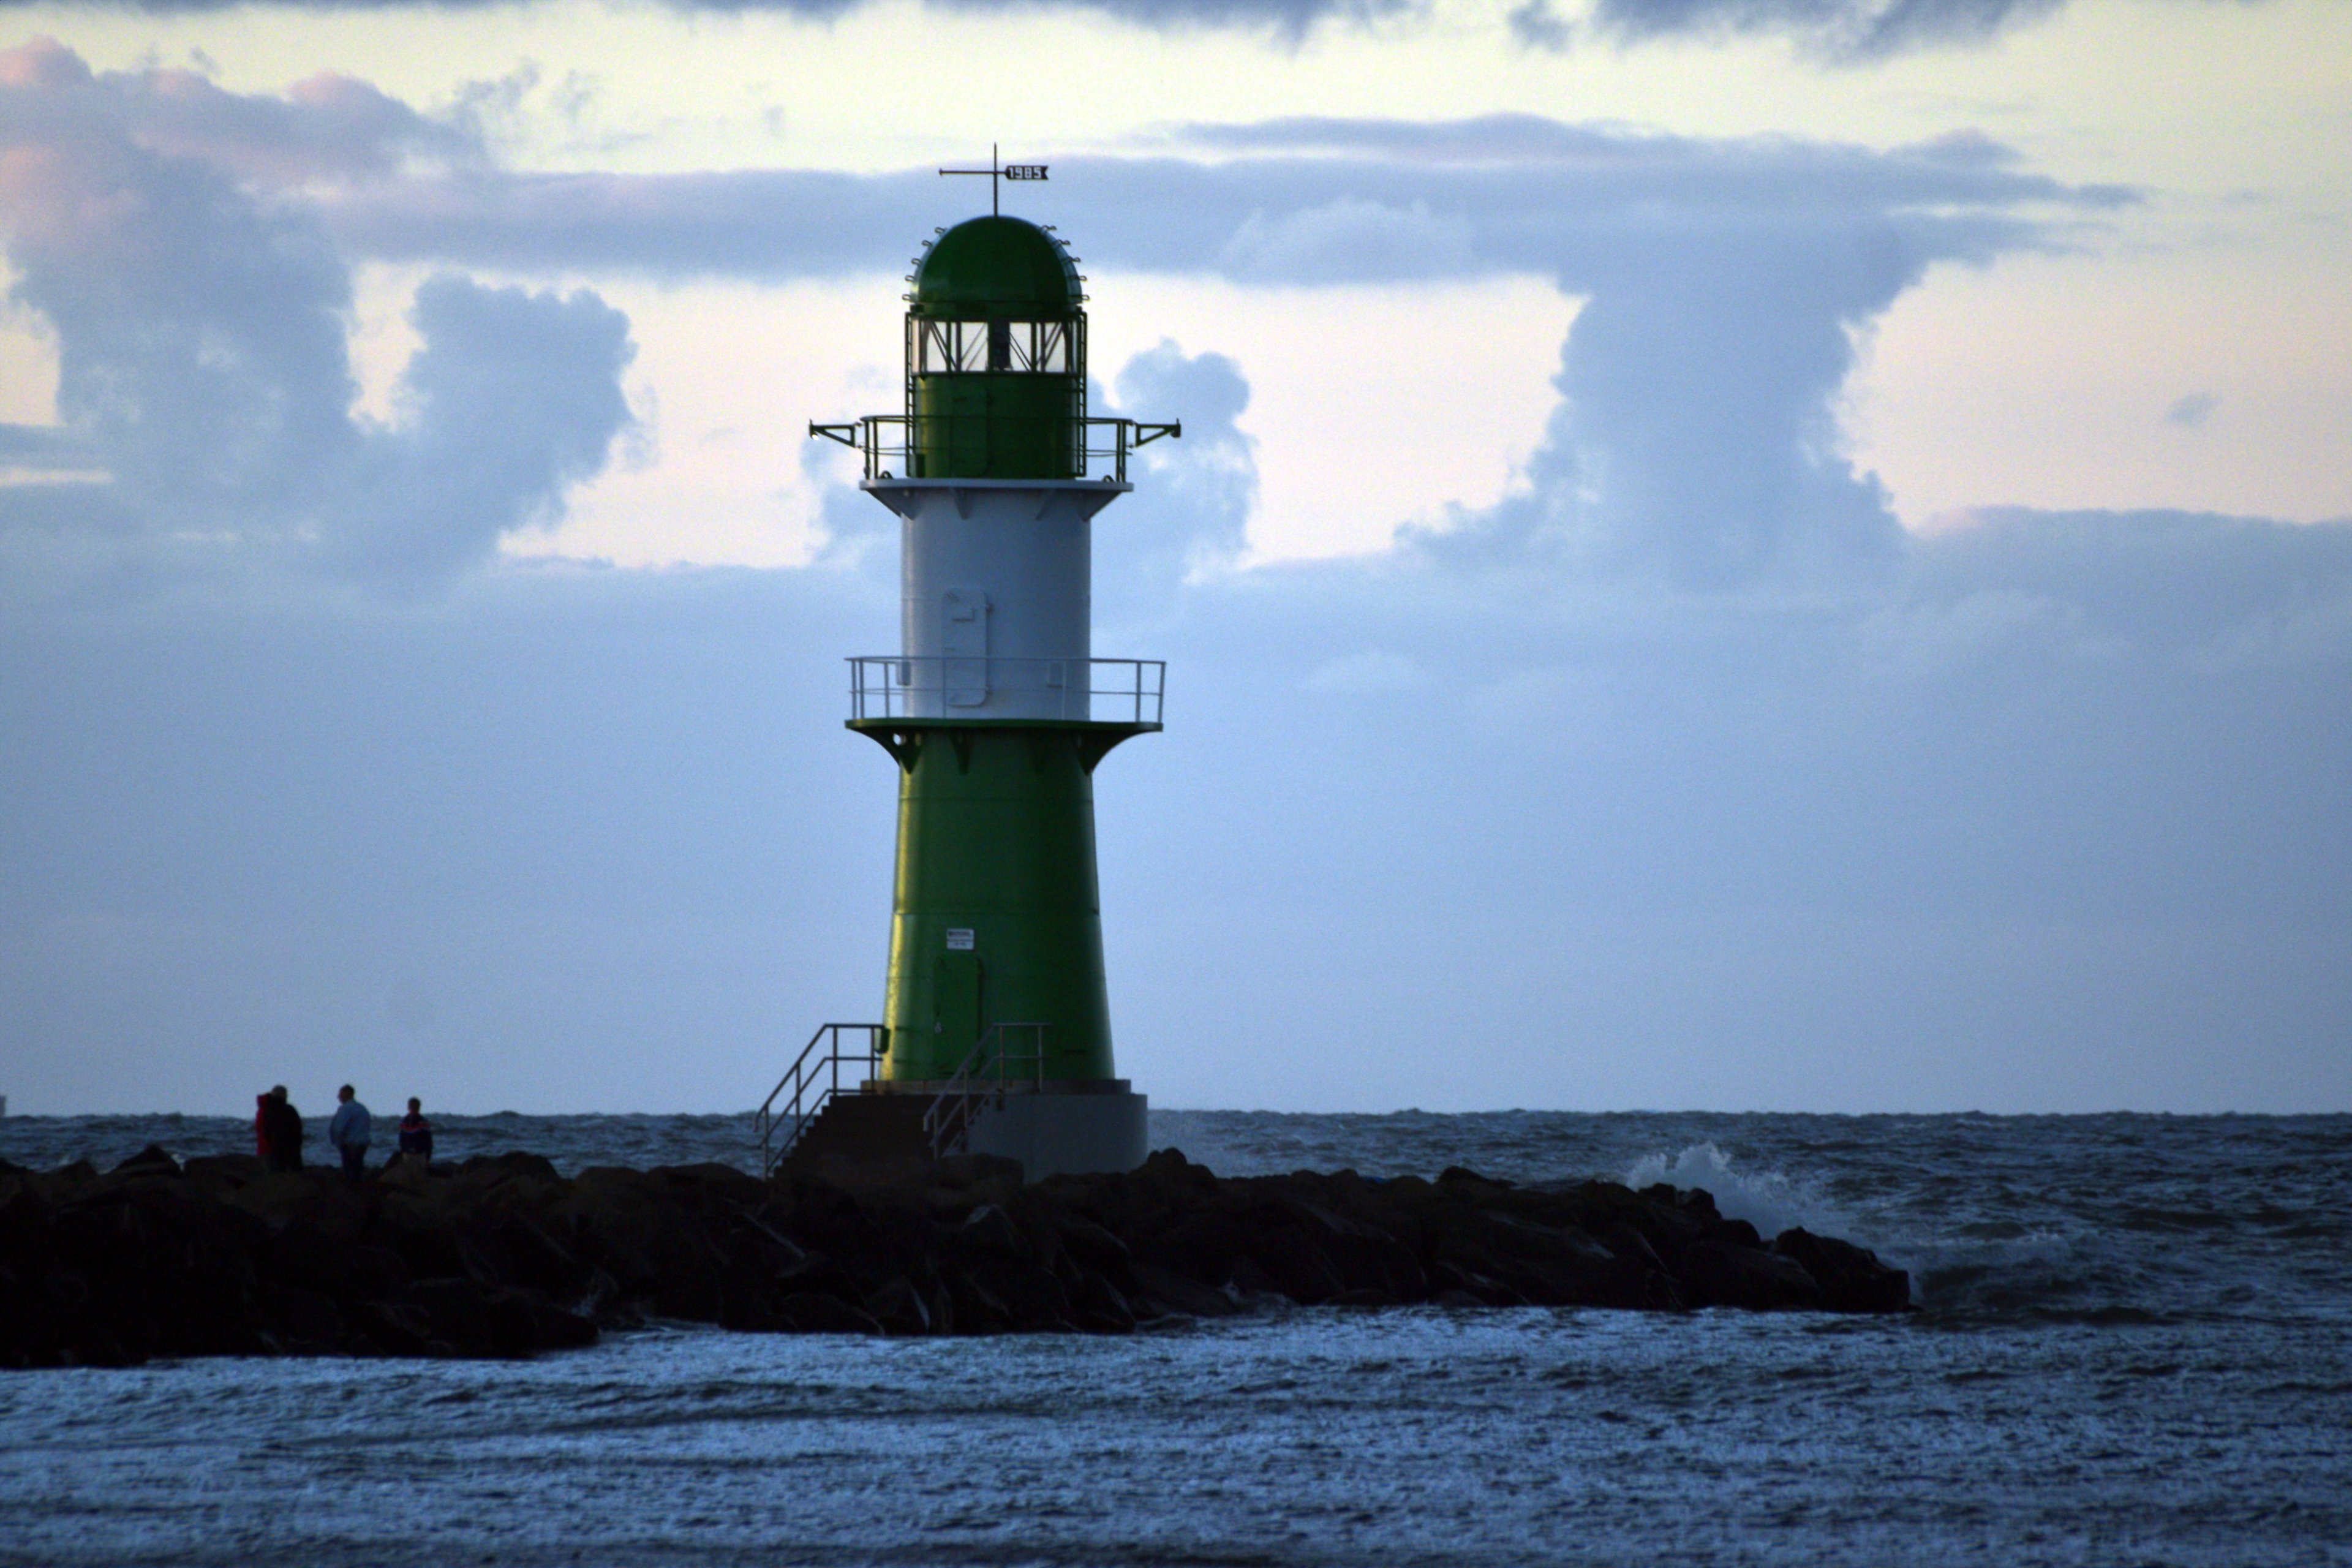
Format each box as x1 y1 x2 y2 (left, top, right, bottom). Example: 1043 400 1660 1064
778 180 1178 1182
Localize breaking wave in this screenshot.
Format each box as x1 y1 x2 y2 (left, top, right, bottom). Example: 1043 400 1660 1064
1622 1139 1831 1241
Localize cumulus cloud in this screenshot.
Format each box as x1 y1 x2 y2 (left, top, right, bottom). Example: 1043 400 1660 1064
0 42 635 598
333 277 635 584
1413 227 1918 587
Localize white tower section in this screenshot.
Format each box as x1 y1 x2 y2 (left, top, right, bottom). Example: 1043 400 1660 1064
870 477 1127 721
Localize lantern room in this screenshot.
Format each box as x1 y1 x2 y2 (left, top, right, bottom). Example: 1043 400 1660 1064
904 215 1088 480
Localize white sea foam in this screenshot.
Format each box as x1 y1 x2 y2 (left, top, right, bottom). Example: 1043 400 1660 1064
1624 1141 1828 1240
1621 1142 2097 1311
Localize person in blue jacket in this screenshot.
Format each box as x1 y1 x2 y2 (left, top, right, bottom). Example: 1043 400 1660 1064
326 1085 372 1183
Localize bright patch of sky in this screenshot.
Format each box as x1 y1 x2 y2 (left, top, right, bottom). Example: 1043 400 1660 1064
1853 245 2352 527
11 0 2349 560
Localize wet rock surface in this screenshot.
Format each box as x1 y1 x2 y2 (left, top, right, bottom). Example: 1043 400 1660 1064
0 1145 1909 1366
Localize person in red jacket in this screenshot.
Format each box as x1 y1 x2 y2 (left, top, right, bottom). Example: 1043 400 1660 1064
254 1092 273 1164
396 1098 434 1163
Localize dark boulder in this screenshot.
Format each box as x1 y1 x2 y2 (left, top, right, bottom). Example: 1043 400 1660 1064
1772 1228 1913 1314
777 1292 885 1335
1146 1207 1244 1282
1676 1237 1822 1310
864 1275 932 1335
1127 1261 1240 1319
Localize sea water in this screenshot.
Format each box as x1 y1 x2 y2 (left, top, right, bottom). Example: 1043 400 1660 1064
2 1110 2346 1566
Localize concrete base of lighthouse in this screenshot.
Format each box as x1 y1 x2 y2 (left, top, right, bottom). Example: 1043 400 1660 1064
960 1082 1148 1181
783 1080 1147 1187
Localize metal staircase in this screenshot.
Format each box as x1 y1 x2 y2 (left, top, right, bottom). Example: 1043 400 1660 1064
921 1022 1047 1160
755 1020 1050 1176
755 1023 886 1177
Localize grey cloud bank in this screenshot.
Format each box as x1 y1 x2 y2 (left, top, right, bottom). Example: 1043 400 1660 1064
1586 0 2068 57
0 0 2222 55
324 123 2121 284
1 50 2345 1114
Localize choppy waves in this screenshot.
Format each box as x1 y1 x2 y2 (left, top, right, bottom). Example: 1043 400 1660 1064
5 1109 2350 1566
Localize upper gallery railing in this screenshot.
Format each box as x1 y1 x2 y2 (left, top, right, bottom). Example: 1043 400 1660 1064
809 415 1179 485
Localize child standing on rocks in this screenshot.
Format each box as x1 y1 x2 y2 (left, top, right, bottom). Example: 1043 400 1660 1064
397 1098 434 1162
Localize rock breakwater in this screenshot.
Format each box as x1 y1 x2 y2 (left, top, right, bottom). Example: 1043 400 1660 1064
0 1145 1909 1367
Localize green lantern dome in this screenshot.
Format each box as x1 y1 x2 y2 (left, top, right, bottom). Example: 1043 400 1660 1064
902 214 1088 480
912 216 1082 322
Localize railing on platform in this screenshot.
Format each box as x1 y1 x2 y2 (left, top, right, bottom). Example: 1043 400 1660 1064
922 1022 1048 1161
755 1023 887 1178
847 656 1163 725
808 415 1179 485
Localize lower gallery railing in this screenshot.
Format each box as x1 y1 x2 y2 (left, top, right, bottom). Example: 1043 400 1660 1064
847 657 1164 724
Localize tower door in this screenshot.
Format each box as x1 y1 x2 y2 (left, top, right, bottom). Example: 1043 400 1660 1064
933 950 983 1068
942 587 989 707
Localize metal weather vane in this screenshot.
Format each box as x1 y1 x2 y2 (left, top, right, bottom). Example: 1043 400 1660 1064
938 143 1047 217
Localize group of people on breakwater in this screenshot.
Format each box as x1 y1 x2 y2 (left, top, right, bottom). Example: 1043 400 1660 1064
252 1085 435 1181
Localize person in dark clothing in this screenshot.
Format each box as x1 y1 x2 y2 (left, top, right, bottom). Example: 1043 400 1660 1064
261 1085 303 1173
396 1098 434 1162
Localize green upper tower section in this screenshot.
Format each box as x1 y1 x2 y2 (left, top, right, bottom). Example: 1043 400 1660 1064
904 216 1088 480
911 216 1082 322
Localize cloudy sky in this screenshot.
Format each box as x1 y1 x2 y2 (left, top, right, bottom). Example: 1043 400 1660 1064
1 0 2345 1115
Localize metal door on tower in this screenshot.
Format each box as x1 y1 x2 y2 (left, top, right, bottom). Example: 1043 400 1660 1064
933 949 982 1060
943 587 989 707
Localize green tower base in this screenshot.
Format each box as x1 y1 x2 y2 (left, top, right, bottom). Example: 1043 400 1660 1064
852 717 1152 1087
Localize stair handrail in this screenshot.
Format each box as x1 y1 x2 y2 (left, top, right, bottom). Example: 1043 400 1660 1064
922 1021 1049 1160
756 1022 888 1177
